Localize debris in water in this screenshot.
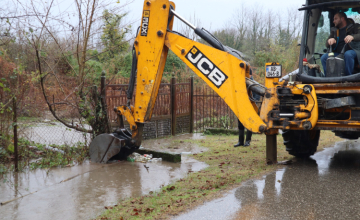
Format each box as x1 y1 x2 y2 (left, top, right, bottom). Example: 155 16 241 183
127 153 162 163
144 165 149 172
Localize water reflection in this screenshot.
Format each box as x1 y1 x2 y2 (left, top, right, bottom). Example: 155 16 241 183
254 179 265 200
0 157 207 220
231 139 360 219
275 168 285 196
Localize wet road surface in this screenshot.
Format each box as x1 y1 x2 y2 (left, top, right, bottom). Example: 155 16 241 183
0 134 207 220
174 139 360 220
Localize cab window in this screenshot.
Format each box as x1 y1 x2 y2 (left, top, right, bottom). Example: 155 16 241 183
314 11 330 54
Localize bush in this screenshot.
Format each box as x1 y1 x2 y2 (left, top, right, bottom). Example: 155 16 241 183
252 40 300 80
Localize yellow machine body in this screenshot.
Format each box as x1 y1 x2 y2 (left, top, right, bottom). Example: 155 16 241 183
165 33 266 133
90 0 360 164
120 0 322 139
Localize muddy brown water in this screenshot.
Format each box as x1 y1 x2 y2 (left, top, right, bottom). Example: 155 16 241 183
174 139 360 220
0 134 207 220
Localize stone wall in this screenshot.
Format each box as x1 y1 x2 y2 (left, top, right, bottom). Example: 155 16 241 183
124 117 172 140
175 115 191 135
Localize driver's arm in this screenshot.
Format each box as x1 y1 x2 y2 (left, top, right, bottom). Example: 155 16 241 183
325 27 338 48
349 23 360 42
327 38 337 46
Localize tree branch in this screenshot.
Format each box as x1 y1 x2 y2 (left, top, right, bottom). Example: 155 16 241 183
35 40 92 133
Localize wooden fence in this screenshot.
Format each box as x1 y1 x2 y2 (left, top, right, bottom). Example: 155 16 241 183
106 77 194 139
106 77 237 138
193 86 237 133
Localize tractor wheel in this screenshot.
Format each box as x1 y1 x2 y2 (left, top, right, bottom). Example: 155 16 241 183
333 131 360 140
282 130 320 158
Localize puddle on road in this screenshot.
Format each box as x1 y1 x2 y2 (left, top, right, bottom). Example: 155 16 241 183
0 134 208 220
174 139 360 220
173 189 241 220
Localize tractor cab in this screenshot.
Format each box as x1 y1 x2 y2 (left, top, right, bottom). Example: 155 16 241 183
298 0 360 82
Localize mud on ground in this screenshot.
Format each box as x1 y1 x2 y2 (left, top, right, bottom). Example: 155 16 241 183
140 133 207 154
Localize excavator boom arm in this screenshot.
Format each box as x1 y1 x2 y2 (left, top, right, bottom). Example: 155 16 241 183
164 32 267 132
129 0 266 142
90 0 319 164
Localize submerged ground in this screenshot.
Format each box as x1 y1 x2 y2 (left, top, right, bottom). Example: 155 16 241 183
0 131 342 220
97 131 341 220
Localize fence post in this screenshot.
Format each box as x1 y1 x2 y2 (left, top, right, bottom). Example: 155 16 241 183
171 76 176 136
100 71 110 133
13 97 18 172
190 77 194 133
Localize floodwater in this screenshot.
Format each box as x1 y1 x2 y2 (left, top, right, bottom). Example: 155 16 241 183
140 133 207 154
21 122 91 146
0 134 208 220
174 139 360 220
21 122 205 150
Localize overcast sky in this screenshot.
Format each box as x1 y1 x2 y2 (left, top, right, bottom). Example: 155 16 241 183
1 0 307 42
124 0 306 32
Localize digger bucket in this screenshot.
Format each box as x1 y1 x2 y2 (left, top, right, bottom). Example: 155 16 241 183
89 129 137 163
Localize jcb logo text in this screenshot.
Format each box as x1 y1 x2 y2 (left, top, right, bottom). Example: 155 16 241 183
141 11 150 36
186 46 228 88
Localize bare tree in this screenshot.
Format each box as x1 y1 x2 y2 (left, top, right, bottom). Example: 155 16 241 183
176 12 202 41
233 3 248 47
9 0 134 136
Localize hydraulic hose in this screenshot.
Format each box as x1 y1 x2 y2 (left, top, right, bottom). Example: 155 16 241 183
170 9 224 51
127 46 138 101
298 72 360 83
194 28 225 51
246 77 266 96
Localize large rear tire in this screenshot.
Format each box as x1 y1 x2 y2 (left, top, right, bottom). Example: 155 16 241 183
333 131 360 140
282 130 320 158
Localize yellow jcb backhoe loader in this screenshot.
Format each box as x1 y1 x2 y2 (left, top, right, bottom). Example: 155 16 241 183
89 0 360 164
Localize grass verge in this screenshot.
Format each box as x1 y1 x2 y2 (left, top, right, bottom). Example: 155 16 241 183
97 130 342 220
0 138 89 177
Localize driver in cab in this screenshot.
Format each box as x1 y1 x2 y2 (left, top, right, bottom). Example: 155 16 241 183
321 12 360 76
